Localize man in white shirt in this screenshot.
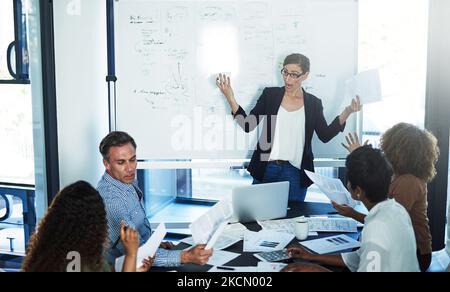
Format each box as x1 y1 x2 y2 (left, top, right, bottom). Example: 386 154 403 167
283 146 420 272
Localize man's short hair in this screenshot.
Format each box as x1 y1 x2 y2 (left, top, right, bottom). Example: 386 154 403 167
346 145 393 204
99 131 137 161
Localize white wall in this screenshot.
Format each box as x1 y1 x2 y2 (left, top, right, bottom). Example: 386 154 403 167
53 0 109 188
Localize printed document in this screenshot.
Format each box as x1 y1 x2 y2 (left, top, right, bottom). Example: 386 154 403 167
307 217 358 233
243 230 294 252
305 170 357 207
190 200 233 244
257 217 318 236
345 69 382 104
300 235 361 254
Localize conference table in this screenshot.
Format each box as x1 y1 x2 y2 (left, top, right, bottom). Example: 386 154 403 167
152 201 361 272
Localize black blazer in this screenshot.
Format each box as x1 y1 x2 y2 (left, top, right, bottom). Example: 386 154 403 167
233 87 346 188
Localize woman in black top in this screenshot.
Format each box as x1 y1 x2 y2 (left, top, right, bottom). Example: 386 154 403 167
217 54 361 201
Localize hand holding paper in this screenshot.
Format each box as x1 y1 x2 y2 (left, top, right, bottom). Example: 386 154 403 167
115 223 167 272
305 170 357 207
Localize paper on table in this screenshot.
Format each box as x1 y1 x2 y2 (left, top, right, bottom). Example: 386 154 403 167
223 222 248 239
207 250 240 267
307 217 358 233
115 223 167 272
257 218 318 236
180 234 241 251
190 200 233 245
243 230 295 252
257 262 288 272
305 170 357 207
345 69 382 105
300 235 361 255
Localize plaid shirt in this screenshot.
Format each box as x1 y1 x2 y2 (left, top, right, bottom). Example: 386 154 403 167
97 172 182 267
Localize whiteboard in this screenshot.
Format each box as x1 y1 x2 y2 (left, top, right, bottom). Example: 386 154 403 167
114 0 358 160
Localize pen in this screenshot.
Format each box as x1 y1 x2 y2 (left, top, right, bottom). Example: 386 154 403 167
217 266 235 271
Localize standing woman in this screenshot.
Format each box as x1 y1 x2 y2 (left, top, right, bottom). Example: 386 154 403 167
217 53 361 201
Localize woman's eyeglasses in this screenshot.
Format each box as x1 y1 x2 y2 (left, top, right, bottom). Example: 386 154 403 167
281 68 305 79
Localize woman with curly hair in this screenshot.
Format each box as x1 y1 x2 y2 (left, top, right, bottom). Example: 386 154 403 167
337 123 440 272
22 181 151 272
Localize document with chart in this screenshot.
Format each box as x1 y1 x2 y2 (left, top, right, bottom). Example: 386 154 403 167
308 217 358 233
305 170 357 207
300 235 361 254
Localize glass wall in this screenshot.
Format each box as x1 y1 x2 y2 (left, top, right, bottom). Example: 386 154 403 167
0 85 34 185
359 0 429 145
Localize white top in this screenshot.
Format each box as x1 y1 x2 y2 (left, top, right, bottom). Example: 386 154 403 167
269 106 305 169
341 199 420 272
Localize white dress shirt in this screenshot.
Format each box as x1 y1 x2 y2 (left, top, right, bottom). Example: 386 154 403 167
341 199 420 272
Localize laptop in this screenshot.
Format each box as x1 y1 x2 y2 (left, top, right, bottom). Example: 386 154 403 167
231 182 290 223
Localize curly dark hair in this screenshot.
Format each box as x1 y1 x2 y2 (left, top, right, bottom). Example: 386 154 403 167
22 181 108 272
380 123 440 183
346 146 393 203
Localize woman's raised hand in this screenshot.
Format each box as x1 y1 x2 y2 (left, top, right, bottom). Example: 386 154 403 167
347 95 362 114
341 132 369 153
216 73 235 100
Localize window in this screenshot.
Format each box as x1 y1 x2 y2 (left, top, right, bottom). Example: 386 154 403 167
0 1 15 80
359 0 429 144
1 0 34 266
0 85 34 185
0 0 29 84
0 0 34 186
